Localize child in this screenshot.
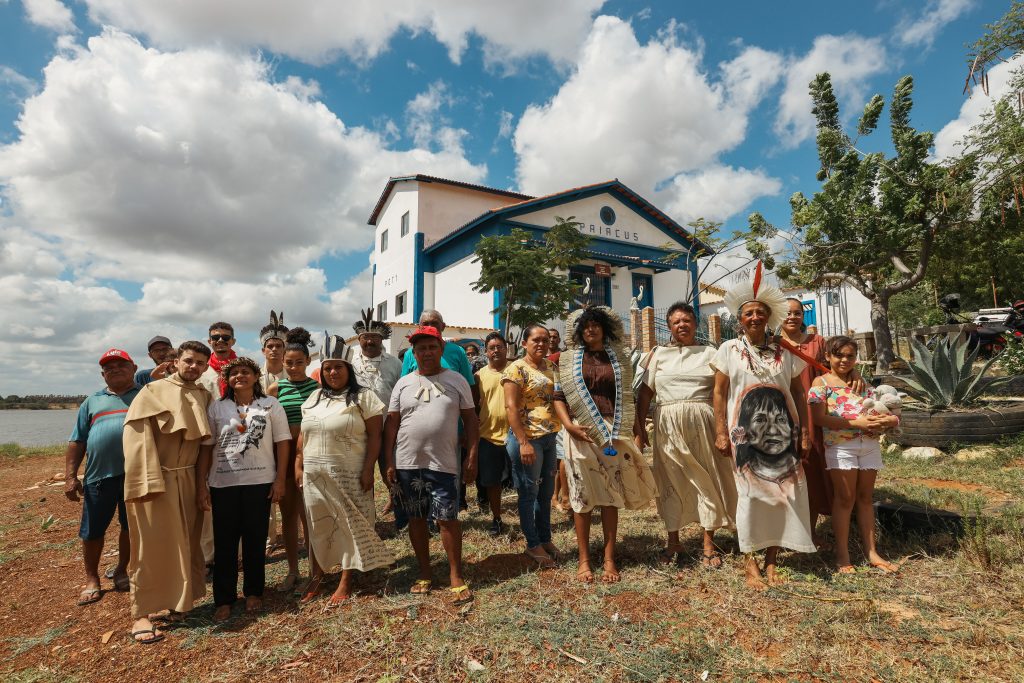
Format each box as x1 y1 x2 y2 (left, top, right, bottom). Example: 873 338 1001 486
808 336 899 574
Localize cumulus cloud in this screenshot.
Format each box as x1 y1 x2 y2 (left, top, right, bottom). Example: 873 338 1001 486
0 66 39 102
80 0 605 68
775 34 888 148
405 80 467 151
513 17 781 222
0 29 484 283
896 0 975 49
660 166 782 224
933 54 1024 161
23 0 76 32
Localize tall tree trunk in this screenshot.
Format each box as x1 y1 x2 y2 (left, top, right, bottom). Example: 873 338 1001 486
870 291 896 373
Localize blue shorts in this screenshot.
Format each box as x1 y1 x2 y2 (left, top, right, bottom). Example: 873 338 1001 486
79 474 128 541
395 469 460 522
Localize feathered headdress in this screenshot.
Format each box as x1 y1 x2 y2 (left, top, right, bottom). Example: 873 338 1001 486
352 307 392 339
722 262 788 331
319 331 355 365
259 310 289 346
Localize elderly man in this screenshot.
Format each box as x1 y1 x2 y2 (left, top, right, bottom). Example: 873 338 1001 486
198 322 237 398
351 309 402 502
65 349 141 606
122 341 213 644
134 336 177 387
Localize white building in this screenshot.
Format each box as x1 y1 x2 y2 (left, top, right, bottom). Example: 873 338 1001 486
368 175 711 341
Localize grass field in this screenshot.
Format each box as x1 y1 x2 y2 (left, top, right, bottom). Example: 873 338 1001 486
1 439 1022 682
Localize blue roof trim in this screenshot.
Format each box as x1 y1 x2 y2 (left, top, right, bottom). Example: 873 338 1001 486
423 180 714 256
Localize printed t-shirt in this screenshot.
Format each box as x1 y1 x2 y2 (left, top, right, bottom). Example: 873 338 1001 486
388 369 474 475
204 396 291 487
400 341 476 386
501 358 561 439
476 365 509 445
70 385 141 485
277 377 320 425
807 384 872 446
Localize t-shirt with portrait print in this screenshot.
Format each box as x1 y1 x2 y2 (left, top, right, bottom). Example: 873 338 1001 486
500 359 561 440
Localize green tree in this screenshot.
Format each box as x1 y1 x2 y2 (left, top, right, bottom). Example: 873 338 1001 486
471 216 590 338
756 73 972 371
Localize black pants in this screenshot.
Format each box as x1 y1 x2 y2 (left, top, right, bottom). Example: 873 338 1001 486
211 483 272 606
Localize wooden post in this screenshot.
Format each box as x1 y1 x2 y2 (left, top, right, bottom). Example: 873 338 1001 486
708 314 722 345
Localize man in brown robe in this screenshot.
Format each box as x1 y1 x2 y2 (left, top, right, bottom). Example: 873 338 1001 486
122 341 213 643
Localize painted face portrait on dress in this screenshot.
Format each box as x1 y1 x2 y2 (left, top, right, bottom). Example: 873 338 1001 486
730 384 799 484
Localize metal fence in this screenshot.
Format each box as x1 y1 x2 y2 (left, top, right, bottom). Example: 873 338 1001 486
649 308 739 347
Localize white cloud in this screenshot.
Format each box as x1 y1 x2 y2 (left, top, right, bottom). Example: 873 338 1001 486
23 0 76 32
896 0 975 49
497 110 514 139
405 80 467 151
774 34 888 148
933 54 1024 161
513 16 781 222
660 165 782 224
80 0 605 68
0 66 39 101
0 29 484 284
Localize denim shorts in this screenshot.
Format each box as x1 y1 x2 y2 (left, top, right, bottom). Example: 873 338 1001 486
79 474 128 541
825 437 884 471
477 439 510 488
395 469 460 521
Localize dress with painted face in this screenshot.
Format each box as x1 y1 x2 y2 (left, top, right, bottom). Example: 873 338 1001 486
710 338 815 553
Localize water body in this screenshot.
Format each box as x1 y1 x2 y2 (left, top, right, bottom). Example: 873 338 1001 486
0 409 77 447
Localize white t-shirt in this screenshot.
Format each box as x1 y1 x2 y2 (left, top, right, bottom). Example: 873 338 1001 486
205 396 291 488
388 369 474 475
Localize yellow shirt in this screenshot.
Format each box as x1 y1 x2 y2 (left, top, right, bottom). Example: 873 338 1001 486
501 359 561 440
476 366 509 445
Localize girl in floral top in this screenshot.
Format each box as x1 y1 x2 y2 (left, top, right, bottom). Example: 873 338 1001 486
807 336 898 574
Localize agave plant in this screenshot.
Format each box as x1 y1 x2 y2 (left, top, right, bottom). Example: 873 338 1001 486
904 334 1011 409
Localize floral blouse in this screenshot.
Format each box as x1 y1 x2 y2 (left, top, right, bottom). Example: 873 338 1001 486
807 384 872 446
501 359 561 440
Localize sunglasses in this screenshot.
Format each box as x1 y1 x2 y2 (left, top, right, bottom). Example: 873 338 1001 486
210 334 232 342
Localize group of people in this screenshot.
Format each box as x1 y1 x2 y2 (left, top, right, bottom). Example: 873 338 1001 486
63 265 898 645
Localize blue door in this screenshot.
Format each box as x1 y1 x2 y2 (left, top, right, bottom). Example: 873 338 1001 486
802 300 817 328
632 274 653 309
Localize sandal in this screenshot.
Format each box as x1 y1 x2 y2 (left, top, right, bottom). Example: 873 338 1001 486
77 587 101 606
449 584 474 606
870 560 899 574
410 579 432 595
525 547 556 569
113 573 130 592
576 564 594 583
601 560 621 583
131 628 164 644
835 565 857 575
541 542 561 562
298 576 324 604
658 546 683 565
700 551 724 569
328 592 350 606
278 572 300 593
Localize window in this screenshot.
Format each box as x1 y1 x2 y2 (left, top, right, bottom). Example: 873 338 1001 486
400 211 410 237
380 229 388 252
395 291 407 316
376 301 387 322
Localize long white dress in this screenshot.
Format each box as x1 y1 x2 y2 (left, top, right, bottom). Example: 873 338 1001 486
643 344 737 532
300 389 393 572
710 338 815 553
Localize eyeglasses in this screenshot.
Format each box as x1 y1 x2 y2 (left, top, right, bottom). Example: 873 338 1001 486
210 334 232 342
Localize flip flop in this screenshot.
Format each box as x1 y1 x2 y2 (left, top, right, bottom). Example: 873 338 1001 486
700 551 724 569
870 560 900 574
410 579 432 595
77 588 101 606
113 574 130 592
449 584 473 606
524 548 556 569
835 565 857 575
131 628 164 644
328 593 350 607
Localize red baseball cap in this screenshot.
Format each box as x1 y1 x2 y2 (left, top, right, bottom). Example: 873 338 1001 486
99 348 134 366
408 325 444 345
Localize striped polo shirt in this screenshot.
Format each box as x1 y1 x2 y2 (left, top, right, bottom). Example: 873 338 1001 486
276 377 320 425
69 385 141 484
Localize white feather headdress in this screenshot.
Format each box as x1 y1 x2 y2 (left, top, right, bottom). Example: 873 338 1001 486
722 262 788 331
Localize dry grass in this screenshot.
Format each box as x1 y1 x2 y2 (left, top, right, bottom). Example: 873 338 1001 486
1 439 1023 682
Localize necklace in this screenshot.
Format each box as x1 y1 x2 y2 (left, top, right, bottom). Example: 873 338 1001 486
738 334 783 380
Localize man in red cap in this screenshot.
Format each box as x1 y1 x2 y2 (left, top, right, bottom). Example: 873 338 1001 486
64 349 141 607
384 325 479 605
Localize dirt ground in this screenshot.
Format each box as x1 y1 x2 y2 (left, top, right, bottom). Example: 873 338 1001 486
1 447 1023 682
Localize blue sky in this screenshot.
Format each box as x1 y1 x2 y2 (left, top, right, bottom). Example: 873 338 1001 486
0 0 1012 393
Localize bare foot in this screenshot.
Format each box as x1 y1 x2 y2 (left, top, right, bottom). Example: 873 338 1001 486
869 556 899 573
245 596 262 612
576 563 594 583
765 563 786 586
744 557 767 591
213 605 231 622
601 560 621 583
835 564 857 575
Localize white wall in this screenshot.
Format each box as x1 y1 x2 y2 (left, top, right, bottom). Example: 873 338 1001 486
372 182 419 324
432 255 494 328
653 268 692 310
788 285 873 335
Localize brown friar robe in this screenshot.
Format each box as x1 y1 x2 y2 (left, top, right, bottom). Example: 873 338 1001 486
122 374 212 618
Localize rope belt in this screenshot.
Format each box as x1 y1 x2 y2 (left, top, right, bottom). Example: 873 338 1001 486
656 398 712 407
160 465 195 472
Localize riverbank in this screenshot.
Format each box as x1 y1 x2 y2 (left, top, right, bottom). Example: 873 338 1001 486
2 441 1022 681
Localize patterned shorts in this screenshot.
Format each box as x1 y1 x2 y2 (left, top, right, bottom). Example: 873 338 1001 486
395 469 460 521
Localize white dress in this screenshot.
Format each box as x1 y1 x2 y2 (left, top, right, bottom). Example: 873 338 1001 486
642 345 737 532
710 338 815 553
300 389 393 572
